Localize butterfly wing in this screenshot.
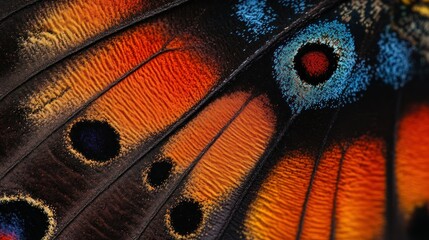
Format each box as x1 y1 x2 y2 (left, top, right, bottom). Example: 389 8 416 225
0 0 428 239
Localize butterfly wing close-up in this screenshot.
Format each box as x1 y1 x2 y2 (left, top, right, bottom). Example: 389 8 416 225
0 0 428 239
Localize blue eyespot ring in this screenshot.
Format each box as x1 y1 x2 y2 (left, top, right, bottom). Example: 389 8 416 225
273 20 371 113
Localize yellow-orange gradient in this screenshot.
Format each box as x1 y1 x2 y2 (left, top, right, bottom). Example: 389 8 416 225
244 151 314 240
181 94 276 206
301 145 343 240
160 92 251 173
68 41 220 165
20 0 154 62
164 94 275 238
26 21 169 125
396 104 429 220
244 137 385 240
334 137 385 240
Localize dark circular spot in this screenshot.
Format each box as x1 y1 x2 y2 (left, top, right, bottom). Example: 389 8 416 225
0 201 49 240
169 200 203 236
69 120 120 162
147 159 173 187
408 204 429 240
294 43 338 85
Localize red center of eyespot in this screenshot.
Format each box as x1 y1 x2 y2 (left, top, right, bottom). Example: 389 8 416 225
300 51 330 77
0 232 18 240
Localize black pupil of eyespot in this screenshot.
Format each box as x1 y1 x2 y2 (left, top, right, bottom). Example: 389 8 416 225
170 200 203 236
69 120 120 162
0 201 49 240
148 160 173 187
408 204 429 240
294 43 338 86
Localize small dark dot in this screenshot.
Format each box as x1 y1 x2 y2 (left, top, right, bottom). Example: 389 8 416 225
147 159 173 187
294 43 338 86
69 120 120 162
0 201 49 240
169 200 203 236
408 204 429 240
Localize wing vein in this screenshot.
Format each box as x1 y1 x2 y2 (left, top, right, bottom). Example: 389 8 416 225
0 40 176 181
134 94 256 240
385 89 404 239
0 0 189 101
215 114 297 240
328 143 349 240
0 0 41 23
295 109 339 240
54 93 256 239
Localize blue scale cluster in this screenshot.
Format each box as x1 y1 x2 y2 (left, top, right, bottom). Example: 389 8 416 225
0 214 24 239
234 0 278 42
273 20 371 113
376 27 414 89
279 0 309 14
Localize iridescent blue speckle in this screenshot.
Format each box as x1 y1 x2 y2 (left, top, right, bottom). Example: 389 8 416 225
280 0 309 14
273 20 371 113
234 0 277 42
376 27 413 89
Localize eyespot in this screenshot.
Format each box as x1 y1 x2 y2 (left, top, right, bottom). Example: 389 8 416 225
273 20 371 113
67 119 121 165
0 195 56 240
293 43 338 85
376 26 414 89
166 199 204 238
145 158 174 189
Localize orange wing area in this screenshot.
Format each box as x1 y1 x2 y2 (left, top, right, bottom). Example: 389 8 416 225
19 0 159 62
161 94 276 238
334 137 385 240
244 137 385 240
26 21 169 125
244 150 313 240
66 37 220 165
301 145 343 240
160 91 252 173
396 104 429 220
181 94 276 206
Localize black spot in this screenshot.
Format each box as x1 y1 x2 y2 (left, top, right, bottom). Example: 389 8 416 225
408 204 429 240
147 159 173 187
69 120 120 162
169 200 203 236
294 43 338 86
0 200 49 240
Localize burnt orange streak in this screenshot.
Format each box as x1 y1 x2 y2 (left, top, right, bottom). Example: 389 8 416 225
396 104 429 220
335 137 385 240
20 0 152 62
301 145 343 240
244 137 385 240
161 91 252 172
70 42 220 164
244 151 313 240
182 95 276 206
26 21 169 125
